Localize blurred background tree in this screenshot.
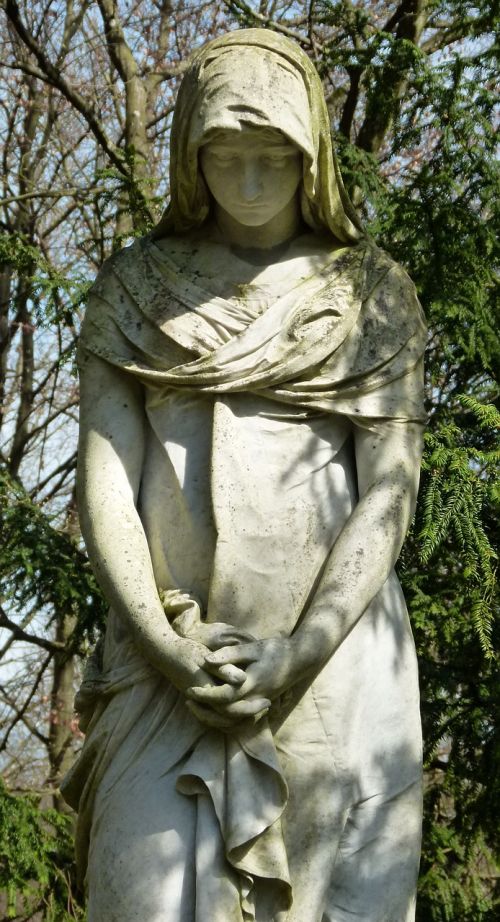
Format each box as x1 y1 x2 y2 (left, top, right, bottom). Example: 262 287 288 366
0 1 497 918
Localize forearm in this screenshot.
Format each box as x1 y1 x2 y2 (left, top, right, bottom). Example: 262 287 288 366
289 478 413 677
80 485 172 663
77 353 217 695
82 485 193 684
192 477 415 717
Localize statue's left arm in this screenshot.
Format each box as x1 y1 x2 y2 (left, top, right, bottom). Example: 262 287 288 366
287 417 423 671
188 416 424 721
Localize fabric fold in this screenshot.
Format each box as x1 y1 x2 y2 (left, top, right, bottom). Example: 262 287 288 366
177 724 291 921
62 590 292 919
79 235 426 423
172 591 292 919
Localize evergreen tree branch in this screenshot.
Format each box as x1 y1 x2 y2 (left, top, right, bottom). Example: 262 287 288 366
356 0 428 155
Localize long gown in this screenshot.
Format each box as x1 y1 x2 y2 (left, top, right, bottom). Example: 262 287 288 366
62 233 426 922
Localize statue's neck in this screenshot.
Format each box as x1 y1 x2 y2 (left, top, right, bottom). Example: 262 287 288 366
229 240 295 266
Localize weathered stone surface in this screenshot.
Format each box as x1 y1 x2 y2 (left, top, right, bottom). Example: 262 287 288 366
62 27 426 922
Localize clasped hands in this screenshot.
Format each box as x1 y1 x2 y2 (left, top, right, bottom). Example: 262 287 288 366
177 621 296 731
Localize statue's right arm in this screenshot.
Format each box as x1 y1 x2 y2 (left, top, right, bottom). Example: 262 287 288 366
77 352 213 693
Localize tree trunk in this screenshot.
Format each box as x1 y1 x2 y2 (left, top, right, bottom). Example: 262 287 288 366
356 0 428 155
47 613 77 813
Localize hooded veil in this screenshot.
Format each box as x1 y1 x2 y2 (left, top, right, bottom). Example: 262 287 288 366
152 29 363 242
75 27 426 424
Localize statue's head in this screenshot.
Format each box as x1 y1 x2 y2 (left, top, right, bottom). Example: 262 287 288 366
152 29 362 244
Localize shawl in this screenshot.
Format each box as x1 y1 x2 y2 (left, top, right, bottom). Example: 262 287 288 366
78 235 427 425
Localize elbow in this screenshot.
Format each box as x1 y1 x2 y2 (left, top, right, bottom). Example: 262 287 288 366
367 474 418 558
388 479 418 555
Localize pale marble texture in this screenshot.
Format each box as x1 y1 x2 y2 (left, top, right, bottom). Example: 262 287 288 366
63 28 427 922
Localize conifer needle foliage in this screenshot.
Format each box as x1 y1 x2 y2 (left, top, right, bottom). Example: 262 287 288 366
0 780 83 920
0 469 107 650
331 7 499 916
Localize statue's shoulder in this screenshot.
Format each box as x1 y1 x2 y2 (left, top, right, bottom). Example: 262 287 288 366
145 231 209 267
358 240 426 328
356 238 397 274
90 238 146 295
89 234 187 299
361 239 418 288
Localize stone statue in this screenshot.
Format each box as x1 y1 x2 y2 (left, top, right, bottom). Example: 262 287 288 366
62 28 427 922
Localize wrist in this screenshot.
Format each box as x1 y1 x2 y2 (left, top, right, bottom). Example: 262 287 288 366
288 627 332 679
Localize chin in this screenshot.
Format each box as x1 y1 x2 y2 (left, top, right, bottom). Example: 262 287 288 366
231 212 274 227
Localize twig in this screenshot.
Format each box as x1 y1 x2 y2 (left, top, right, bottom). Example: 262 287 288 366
0 604 64 653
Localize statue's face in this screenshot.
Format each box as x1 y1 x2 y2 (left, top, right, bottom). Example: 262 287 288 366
200 127 302 228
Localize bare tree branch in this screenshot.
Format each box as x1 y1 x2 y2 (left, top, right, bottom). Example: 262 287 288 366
0 604 64 653
226 0 323 50
0 650 52 753
0 682 50 744
2 0 127 174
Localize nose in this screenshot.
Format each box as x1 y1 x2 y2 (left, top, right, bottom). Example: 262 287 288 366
239 159 262 202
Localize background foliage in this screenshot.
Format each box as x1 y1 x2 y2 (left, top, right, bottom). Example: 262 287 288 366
0 1 498 919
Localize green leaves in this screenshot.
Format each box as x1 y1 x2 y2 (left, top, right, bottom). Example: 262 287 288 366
418 416 497 656
418 819 496 922
0 233 41 274
0 780 84 920
0 232 91 329
313 5 500 915
0 468 106 651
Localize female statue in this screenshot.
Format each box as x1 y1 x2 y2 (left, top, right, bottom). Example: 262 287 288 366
62 28 427 922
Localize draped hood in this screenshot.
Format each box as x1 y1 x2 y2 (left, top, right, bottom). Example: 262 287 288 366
151 28 363 243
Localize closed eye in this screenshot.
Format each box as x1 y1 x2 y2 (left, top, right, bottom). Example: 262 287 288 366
211 153 236 163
